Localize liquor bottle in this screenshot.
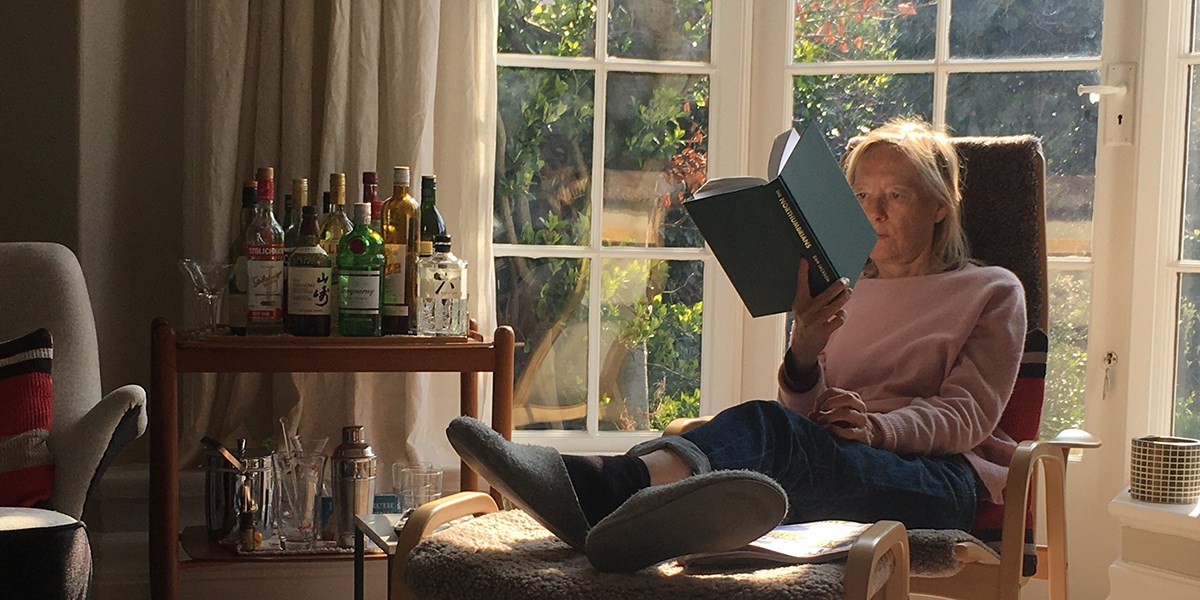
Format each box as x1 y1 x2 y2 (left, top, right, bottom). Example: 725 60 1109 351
279 191 296 317
362 171 381 233
283 179 309 263
337 203 385 336
416 234 468 336
281 193 297 260
381 166 420 335
228 180 257 335
418 175 446 246
286 205 332 336
321 191 332 222
246 167 285 335
321 174 354 332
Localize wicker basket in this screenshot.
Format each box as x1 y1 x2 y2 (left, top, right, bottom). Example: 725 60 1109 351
1129 436 1200 504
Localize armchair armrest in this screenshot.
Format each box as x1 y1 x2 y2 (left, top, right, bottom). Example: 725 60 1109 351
1042 427 1102 451
47 384 147 518
844 520 910 600
995 429 1101 598
392 491 500 600
662 416 713 437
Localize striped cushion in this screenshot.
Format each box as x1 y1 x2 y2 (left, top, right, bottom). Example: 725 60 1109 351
970 328 1047 576
0 329 54 507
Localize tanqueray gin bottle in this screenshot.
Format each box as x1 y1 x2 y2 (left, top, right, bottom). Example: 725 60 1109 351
416 233 468 336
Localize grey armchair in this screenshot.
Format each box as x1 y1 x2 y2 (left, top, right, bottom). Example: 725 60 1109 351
0 242 148 598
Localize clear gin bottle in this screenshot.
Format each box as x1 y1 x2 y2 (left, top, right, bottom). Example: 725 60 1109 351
416 234 468 336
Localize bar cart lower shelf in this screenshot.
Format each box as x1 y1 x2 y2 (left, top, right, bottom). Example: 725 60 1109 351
148 318 515 600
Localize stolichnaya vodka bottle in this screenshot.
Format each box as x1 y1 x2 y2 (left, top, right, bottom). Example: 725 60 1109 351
416 234 468 336
246 167 285 335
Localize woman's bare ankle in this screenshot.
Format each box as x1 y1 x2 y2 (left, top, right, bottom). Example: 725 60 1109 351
639 448 693 486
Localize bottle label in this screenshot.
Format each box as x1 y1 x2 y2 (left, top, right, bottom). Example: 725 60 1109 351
228 256 249 328
287 265 332 315
320 240 339 258
247 244 284 322
382 243 408 317
428 269 467 300
340 269 381 313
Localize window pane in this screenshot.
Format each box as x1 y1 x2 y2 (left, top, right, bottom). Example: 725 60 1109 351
947 70 1099 257
600 258 703 431
793 0 936 63
1181 67 1200 260
498 256 591 431
950 0 1103 59
1174 274 1200 439
793 73 933 154
609 0 711 62
603 73 708 248
498 0 596 57
495 67 595 247
1194 0 1200 53
1043 269 1091 439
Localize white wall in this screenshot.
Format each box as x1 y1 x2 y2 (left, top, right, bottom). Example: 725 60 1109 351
0 0 186 448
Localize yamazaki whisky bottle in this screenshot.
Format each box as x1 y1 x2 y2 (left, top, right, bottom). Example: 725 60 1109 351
286 206 332 336
246 167 285 335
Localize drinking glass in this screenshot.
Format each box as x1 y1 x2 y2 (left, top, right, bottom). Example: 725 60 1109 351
397 464 443 512
273 451 326 551
178 259 234 337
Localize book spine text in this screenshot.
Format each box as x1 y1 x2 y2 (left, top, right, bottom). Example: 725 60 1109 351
774 188 834 285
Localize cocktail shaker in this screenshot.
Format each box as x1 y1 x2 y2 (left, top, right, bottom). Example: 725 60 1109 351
331 425 377 548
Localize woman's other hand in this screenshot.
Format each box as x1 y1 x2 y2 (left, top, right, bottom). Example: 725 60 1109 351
787 259 852 375
810 388 877 446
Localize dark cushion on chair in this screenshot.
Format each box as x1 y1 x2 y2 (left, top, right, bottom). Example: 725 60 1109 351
0 507 92 599
0 328 55 507
955 135 1046 330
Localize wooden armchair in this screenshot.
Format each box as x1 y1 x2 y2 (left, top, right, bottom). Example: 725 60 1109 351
671 134 1102 599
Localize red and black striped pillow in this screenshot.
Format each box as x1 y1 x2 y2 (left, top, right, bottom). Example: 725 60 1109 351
0 328 54 507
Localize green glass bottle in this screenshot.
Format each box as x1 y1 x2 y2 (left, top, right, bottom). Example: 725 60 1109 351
418 175 446 245
337 203 385 336
286 205 332 336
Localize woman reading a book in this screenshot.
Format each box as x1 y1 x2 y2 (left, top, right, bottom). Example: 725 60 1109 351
448 118 1025 573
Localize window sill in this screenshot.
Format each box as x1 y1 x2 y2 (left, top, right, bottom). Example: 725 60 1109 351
1109 488 1200 542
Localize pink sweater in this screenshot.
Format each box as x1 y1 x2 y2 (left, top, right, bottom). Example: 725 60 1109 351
777 263 1026 504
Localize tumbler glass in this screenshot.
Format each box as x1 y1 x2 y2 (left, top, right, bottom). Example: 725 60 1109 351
398 465 443 512
273 451 326 550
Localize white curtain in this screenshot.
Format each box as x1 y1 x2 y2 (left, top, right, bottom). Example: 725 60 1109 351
182 0 497 491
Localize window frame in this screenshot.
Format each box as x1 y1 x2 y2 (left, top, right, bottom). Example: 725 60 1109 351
499 1 752 453
1127 0 1195 437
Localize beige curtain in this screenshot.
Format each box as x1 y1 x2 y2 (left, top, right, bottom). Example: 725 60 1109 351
182 0 497 491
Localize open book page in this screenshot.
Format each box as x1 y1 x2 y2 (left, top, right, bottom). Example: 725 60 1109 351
692 176 769 200
678 520 871 571
767 127 802 178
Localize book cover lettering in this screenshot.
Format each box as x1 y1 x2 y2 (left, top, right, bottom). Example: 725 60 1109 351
685 122 875 317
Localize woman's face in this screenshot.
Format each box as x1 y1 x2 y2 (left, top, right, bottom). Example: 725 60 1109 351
852 144 947 278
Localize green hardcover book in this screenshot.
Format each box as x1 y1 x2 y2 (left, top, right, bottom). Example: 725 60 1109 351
684 121 876 317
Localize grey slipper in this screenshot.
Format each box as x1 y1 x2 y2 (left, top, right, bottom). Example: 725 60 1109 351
445 416 591 551
585 470 787 572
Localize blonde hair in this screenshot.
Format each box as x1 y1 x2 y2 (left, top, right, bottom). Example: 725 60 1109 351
842 118 969 278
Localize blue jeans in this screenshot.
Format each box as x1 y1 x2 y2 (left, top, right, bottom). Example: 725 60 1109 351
680 400 978 530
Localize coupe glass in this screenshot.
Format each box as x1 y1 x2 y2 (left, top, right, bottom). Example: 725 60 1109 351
178 259 234 337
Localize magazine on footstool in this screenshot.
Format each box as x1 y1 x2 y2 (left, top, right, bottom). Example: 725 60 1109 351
678 520 871 572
